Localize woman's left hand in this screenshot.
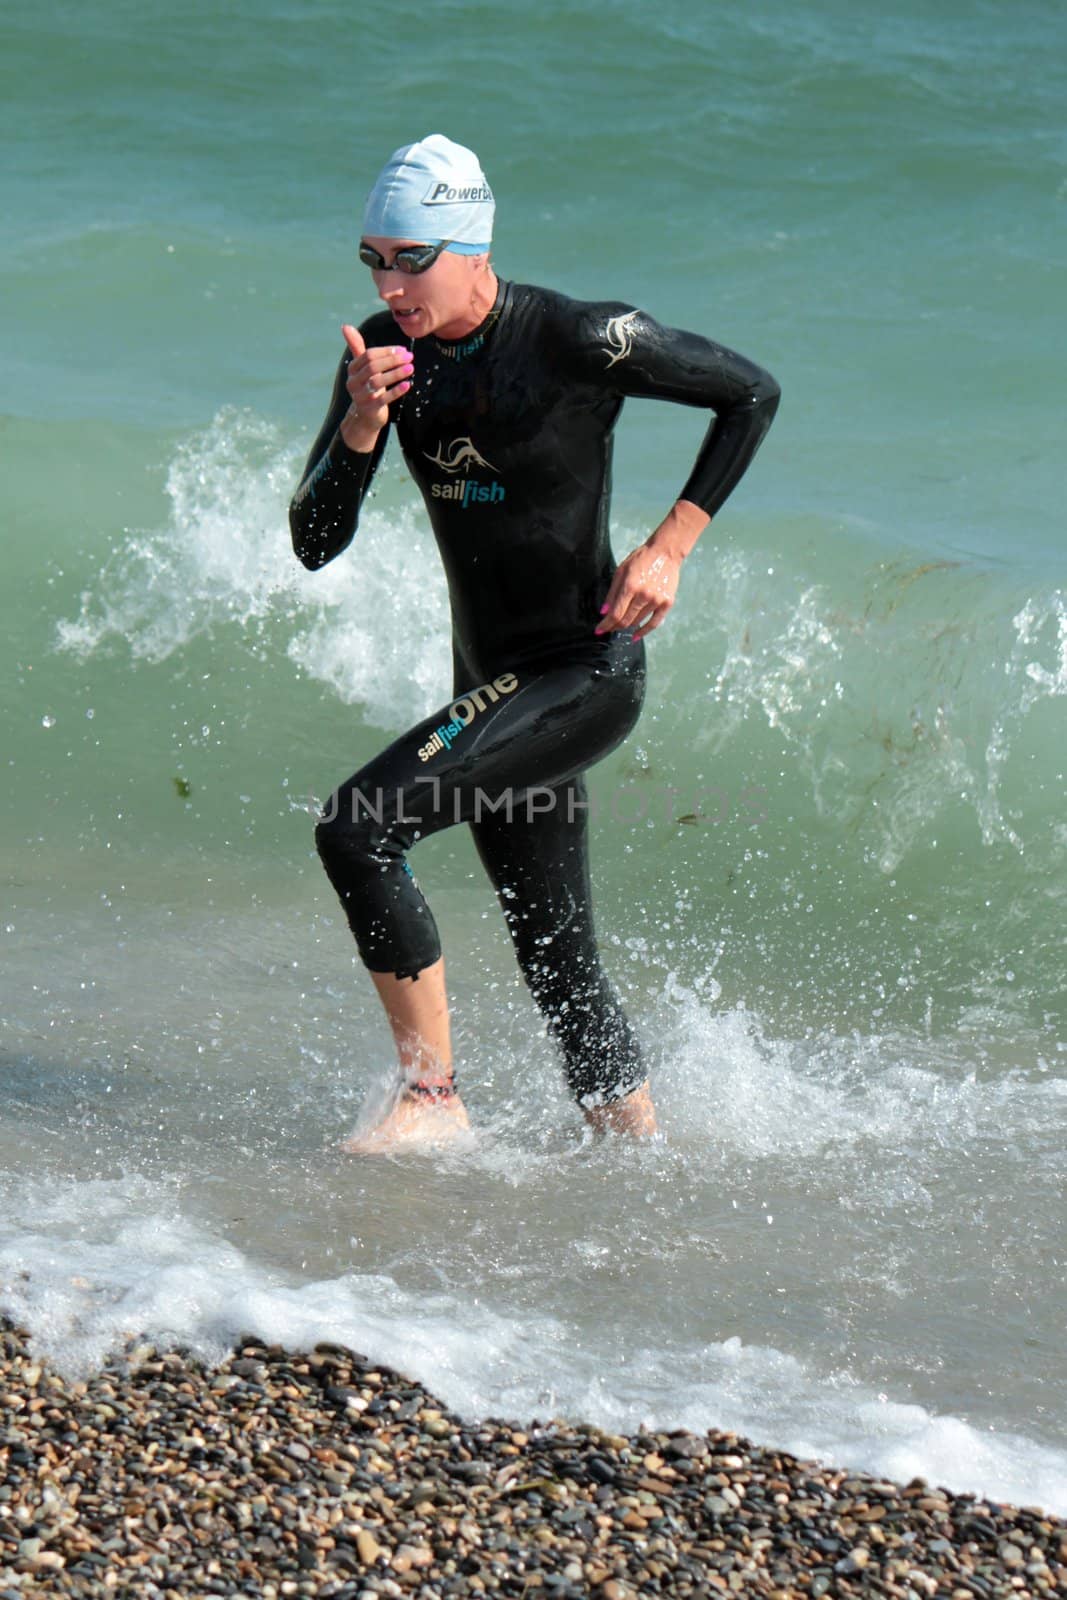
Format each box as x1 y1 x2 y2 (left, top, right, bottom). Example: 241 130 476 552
594 542 682 642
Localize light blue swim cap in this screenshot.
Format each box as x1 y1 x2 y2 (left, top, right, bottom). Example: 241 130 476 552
362 134 494 254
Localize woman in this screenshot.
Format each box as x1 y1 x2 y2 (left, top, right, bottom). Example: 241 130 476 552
290 135 779 1152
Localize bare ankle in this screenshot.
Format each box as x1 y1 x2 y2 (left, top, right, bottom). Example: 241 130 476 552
582 1080 656 1137
403 1077 458 1104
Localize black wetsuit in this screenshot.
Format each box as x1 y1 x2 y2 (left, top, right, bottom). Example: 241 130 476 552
290 279 779 1103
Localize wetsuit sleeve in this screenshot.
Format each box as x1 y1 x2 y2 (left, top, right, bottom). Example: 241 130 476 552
289 346 390 570
565 301 780 519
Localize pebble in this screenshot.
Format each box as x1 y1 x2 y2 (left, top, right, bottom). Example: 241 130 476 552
835 1545 870 1574
355 1529 382 1565
0 1312 1064 1600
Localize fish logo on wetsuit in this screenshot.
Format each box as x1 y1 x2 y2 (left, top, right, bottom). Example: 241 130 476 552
424 437 506 510
424 438 498 474
603 310 641 369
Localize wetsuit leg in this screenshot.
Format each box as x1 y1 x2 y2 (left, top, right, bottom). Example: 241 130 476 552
468 774 645 1106
314 646 643 998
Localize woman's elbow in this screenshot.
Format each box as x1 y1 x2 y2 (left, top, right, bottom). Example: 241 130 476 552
289 505 326 571
294 546 327 572
755 368 781 414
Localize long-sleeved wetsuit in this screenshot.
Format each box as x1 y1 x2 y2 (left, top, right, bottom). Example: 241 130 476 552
290 278 779 1103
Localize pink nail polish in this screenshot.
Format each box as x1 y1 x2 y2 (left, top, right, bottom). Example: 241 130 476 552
600 603 609 614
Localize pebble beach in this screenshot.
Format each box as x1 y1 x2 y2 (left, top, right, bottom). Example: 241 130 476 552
2 1317 1064 1600
5 0 1067 1546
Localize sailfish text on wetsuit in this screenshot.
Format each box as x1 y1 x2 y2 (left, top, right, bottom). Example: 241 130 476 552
417 671 519 762
425 437 506 510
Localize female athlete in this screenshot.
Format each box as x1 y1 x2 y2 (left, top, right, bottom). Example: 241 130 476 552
290 135 780 1152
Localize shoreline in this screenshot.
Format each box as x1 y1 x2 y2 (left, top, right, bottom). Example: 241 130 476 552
1 1316 1063 1598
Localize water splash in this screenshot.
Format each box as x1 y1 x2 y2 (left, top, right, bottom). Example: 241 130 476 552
56 407 450 730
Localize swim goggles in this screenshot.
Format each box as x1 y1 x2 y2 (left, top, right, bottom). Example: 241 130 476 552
358 239 453 275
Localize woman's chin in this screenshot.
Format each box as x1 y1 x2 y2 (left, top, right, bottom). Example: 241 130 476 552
391 308 426 336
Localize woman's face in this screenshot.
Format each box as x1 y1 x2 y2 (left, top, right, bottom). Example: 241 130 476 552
362 236 487 340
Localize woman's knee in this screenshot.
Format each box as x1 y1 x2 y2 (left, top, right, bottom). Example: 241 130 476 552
314 782 387 876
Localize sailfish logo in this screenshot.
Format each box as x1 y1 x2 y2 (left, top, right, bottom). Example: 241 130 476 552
425 436 507 509
604 310 641 368
424 437 498 474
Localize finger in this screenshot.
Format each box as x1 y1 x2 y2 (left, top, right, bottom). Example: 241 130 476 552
375 350 415 384
347 363 396 402
595 589 618 620
630 604 670 642
371 359 415 393
598 603 649 636
594 601 627 635
616 592 657 629
355 349 414 394
351 378 412 420
346 374 384 409
342 323 366 358
381 375 413 402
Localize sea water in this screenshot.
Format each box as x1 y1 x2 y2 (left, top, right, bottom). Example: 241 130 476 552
2 0 1065 1514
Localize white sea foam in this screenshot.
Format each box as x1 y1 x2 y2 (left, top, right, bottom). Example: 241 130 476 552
56 407 450 730
638 978 1060 1180
1 1171 1064 1516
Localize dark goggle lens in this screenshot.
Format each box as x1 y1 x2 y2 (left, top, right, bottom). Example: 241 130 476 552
358 240 452 274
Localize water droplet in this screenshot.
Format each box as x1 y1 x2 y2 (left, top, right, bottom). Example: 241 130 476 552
41 715 56 728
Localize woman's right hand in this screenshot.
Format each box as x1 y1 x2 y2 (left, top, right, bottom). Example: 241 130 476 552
339 324 414 450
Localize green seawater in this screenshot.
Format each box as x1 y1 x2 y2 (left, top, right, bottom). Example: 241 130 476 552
1 0 1065 1509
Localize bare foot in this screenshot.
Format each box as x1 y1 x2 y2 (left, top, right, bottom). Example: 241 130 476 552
583 1080 658 1138
341 1086 472 1155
